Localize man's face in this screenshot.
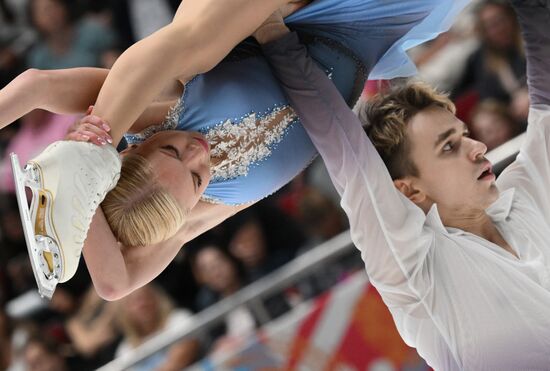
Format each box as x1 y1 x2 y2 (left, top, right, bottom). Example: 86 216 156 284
403 106 499 215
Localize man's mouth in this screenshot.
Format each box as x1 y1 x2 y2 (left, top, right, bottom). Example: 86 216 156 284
477 162 495 181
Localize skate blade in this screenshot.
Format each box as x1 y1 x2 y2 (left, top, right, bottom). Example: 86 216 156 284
10 153 60 300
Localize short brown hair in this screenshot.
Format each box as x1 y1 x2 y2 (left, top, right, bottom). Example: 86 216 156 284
101 154 186 247
356 81 455 180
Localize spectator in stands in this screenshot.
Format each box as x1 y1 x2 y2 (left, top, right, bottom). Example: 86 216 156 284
190 243 248 311
108 0 179 49
1 195 35 299
296 187 347 244
0 0 34 88
0 309 12 370
189 243 257 354
22 333 69 371
65 285 120 368
225 203 305 282
0 110 76 193
27 0 116 69
451 0 527 120
115 283 199 371
0 193 25 264
469 99 522 151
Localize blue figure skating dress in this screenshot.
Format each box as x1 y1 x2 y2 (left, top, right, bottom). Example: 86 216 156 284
125 0 469 205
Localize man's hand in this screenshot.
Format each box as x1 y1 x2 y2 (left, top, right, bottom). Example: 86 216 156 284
252 0 310 44
65 105 113 146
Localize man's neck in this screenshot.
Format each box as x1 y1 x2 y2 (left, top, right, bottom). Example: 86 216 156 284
442 210 518 258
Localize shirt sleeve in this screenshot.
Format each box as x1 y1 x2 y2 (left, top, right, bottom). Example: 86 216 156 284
510 0 550 106
497 1 550 224
261 32 434 304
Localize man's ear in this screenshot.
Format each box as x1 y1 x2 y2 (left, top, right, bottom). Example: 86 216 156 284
393 177 426 204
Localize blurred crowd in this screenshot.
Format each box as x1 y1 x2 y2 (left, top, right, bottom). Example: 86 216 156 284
412 0 528 150
0 0 528 369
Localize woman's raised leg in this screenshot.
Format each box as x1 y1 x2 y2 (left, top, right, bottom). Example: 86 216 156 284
92 0 294 146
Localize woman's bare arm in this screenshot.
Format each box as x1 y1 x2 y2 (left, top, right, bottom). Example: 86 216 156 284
91 0 292 146
83 201 249 301
0 67 180 133
0 68 108 130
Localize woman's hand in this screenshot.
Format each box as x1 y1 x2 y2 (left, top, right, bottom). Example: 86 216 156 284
65 105 113 146
252 1 310 44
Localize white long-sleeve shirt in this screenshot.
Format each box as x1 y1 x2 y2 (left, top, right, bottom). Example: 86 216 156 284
261 4 550 368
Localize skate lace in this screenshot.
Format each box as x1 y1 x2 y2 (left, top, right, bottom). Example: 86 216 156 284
70 146 121 244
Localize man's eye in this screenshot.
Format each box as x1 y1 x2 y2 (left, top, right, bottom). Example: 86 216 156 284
463 130 470 137
442 142 454 151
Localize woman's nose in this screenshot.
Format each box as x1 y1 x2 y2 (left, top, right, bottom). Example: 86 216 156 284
185 142 211 178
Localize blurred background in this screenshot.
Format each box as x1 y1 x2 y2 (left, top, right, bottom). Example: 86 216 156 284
0 0 527 370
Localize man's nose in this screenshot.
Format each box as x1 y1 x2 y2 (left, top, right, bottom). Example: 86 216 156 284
468 137 488 162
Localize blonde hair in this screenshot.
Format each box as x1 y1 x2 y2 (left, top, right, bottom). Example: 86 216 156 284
357 81 455 179
101 154 186 247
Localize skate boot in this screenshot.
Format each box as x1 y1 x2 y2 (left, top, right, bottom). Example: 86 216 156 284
10 141 121 299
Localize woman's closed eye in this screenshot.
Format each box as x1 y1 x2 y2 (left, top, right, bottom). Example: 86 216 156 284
162 145 181 159
193 172 203 188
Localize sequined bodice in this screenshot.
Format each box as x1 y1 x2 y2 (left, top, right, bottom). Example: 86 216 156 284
205 106 298 181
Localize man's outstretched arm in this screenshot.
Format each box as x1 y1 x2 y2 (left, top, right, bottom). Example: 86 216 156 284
260 31 433 301
510 0 550 107
498 1 550 223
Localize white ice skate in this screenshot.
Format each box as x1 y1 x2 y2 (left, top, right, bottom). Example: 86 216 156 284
10 141 121 299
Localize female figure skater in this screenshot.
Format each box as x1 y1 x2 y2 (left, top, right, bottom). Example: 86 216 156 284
0 0 468 299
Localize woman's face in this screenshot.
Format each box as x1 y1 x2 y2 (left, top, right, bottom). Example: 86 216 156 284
479 4 516 50
32 0 69 35
122 131 212 212
194 246 239 293
228 221 266 268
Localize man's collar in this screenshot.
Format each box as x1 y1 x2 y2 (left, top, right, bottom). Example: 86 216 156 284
425 203 447 233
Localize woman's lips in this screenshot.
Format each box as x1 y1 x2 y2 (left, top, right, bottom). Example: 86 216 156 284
194 137 210 153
